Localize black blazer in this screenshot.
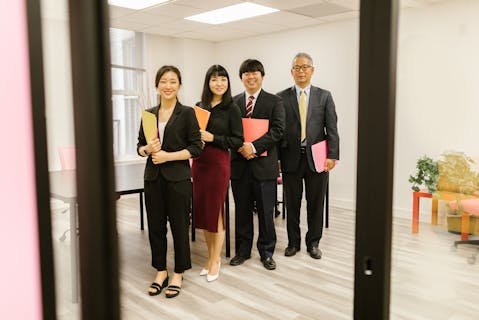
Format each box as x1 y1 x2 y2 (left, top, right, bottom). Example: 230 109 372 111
277 85 339 173
231 89 285 181
137 102 202 182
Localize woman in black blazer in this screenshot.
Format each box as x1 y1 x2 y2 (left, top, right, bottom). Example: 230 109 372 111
137 65 202 298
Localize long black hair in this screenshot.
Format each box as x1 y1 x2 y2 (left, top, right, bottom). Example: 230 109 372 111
200 64 232 108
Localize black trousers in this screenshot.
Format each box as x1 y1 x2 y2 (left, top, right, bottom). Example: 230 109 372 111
231 165 277 259
283 153 328 249
144 173 192 273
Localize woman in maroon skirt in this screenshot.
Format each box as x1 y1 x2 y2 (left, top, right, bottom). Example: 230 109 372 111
192 65 243 282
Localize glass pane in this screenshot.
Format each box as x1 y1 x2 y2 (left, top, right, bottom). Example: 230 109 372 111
41 0 80 318
110 29 149 160
392 1 479 319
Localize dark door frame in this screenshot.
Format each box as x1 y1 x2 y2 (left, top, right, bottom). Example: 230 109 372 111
354 0 398 319
27 0 57 318
68 0 120 319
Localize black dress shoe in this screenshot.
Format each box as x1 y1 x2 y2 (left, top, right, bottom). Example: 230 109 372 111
230 255 249 266
284 246 299 257
261 257 276 270
307 246 322 259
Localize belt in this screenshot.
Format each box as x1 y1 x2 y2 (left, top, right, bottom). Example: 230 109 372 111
300 147 306 154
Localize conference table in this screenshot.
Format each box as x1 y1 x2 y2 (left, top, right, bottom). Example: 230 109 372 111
49 162 145 303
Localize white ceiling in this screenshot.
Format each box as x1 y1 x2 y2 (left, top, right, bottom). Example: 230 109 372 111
108 0 446 42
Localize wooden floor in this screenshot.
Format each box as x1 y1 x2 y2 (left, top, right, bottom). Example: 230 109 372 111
51 194 479 320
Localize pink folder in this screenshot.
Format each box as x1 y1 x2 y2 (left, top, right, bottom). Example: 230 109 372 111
242 118 269 156
311 140 328 173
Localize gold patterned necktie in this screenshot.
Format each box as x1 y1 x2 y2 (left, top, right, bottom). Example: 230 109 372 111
299 89 307 142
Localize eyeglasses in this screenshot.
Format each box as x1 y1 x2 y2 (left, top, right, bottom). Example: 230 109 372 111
292 64 312 71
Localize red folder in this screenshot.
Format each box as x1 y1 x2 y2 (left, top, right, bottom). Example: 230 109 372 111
242 118 269 156
311 140 327 173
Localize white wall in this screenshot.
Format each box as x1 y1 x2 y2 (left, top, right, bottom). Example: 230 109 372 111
42 0 479 219
395 0 479 218
200 0 479 219
144 35 215 106
208 0 479 220
214 19 360 212
41 0 74 171
144 20 360 211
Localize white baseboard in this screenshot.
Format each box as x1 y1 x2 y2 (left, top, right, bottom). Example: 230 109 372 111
329 197 355 211
329 197 424 222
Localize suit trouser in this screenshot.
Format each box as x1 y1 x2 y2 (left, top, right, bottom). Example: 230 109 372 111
144 173 192 273
231 165 277 259
283 153 328 249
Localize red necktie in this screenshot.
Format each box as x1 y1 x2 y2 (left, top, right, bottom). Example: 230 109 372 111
246 95 254 118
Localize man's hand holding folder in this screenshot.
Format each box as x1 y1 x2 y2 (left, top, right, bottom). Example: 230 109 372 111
240 118 269 159
311 140 337 172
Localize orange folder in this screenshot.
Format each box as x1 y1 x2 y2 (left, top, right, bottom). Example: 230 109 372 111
311 140 327 173
194 106 210 131
242 118 269 156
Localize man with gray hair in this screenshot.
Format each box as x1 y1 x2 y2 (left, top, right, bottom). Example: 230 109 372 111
277 52 339 259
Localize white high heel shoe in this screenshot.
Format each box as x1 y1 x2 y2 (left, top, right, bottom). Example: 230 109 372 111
199 268 208 276
206 261 221 282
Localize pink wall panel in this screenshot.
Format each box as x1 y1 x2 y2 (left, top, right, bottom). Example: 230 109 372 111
0 1 43 319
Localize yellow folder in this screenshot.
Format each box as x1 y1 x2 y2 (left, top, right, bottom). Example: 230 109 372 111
141 110 157 143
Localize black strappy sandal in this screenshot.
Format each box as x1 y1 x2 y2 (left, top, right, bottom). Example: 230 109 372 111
165 284 181 298
148 276 169 296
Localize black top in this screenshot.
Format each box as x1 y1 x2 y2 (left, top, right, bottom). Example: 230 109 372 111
197 101 244 151
137 102 202 182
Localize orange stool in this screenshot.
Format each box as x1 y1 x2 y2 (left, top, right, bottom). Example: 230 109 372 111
412 190 435 233
413 190 476 234
449 198 479 240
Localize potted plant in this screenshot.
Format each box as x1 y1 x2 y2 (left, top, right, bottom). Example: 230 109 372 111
408 155 439 193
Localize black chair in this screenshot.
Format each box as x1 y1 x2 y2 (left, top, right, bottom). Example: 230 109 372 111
450 198 479 264
453 239 479 264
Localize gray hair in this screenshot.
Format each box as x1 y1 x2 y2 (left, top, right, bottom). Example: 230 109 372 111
292 52 314 67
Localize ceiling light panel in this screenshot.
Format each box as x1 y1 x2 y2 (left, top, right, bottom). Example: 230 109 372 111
185 2 279 25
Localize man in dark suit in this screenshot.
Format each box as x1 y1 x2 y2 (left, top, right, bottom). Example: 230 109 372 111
230 59 285 270
277 52 339 259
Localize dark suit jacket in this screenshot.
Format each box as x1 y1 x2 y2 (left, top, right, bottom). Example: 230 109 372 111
231 89 285 181
137 102 202 182
277 85 339 173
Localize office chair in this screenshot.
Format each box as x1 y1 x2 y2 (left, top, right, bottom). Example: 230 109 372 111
450 198 479 264
275 174 284 218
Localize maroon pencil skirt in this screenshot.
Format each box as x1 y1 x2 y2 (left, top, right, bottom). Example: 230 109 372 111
192 145 229 232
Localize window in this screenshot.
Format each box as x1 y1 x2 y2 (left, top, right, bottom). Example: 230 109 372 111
110 28 150 160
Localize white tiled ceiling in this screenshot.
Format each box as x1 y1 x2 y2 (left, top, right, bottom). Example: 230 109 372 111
108 0 451 42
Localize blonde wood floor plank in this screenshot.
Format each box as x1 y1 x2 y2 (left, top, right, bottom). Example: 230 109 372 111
51 196 479 320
